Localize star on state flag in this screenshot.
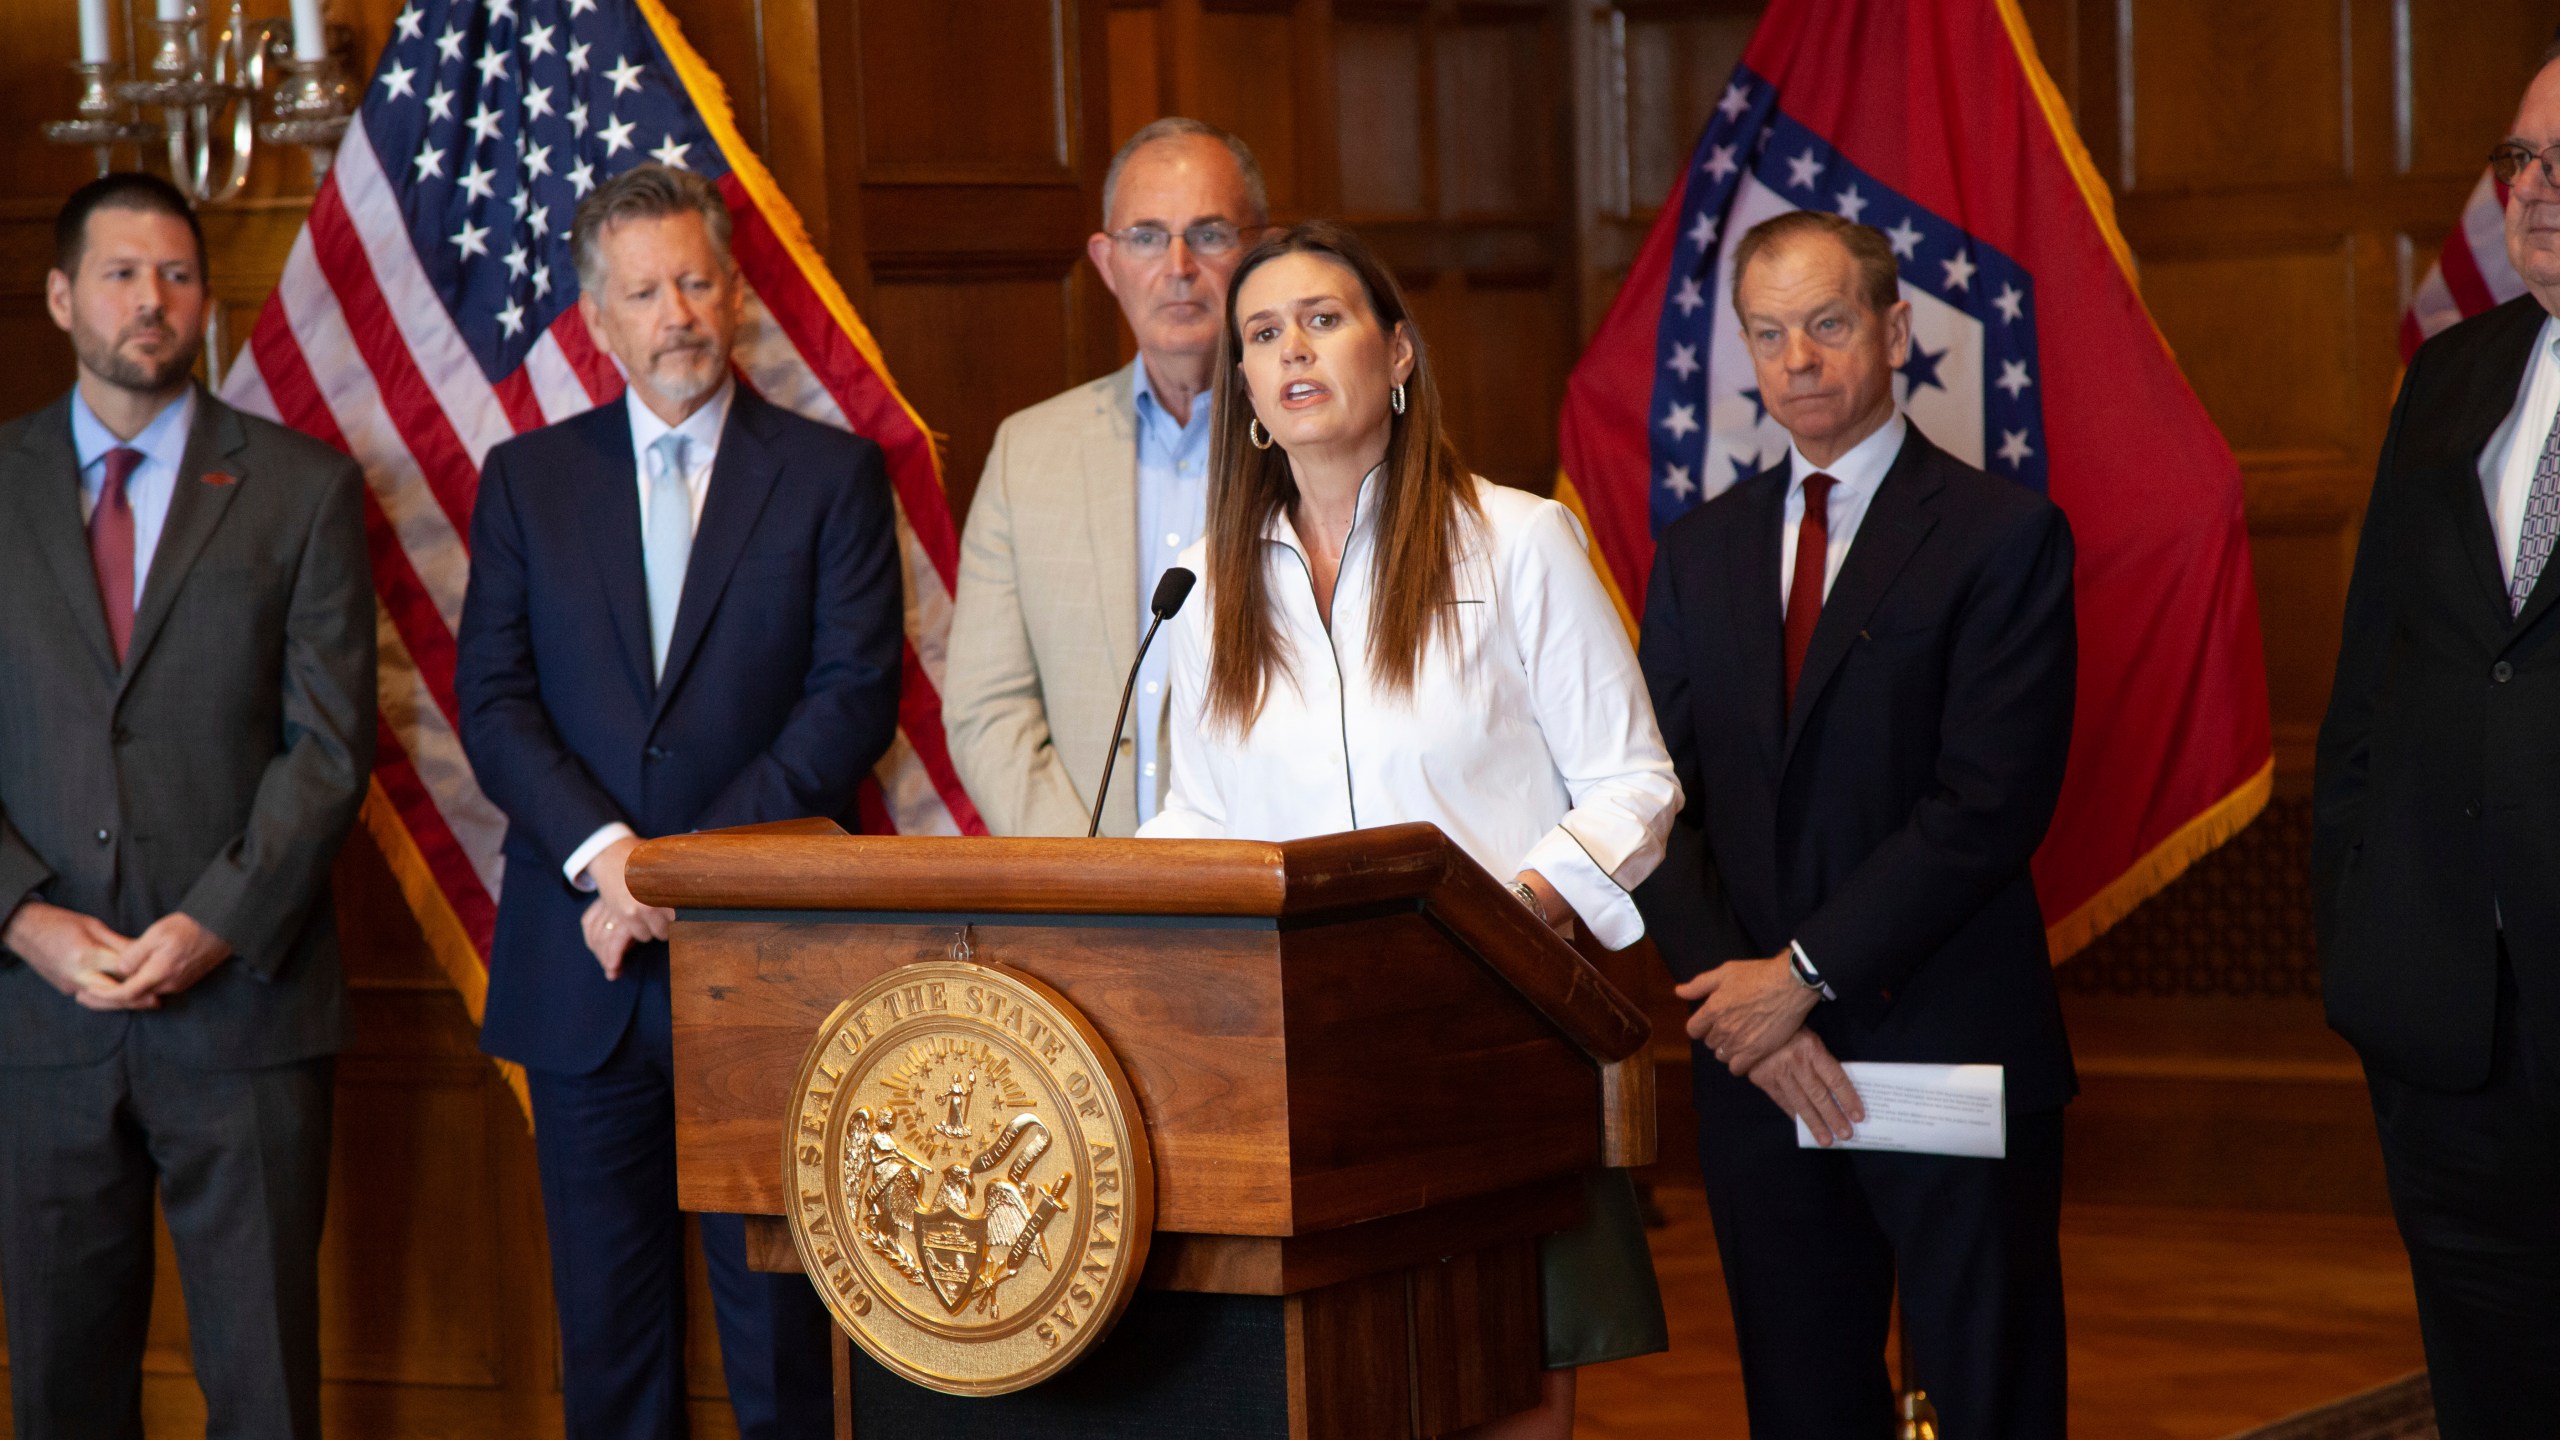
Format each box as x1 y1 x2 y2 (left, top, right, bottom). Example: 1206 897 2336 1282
1557 0 2272 958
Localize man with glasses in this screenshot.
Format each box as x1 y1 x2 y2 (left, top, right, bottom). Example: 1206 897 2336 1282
2316 50 2560 1439
945 118 1267 835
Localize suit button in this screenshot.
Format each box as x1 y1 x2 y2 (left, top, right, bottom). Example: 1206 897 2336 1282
111 726 132 745
644 745 669 761
2465 802 2482 819
94 828 110 845
2494 661 2514 683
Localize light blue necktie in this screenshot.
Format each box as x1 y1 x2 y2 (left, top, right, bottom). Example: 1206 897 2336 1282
643 431 691 678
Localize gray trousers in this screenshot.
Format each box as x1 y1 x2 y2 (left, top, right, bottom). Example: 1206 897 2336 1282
0 1037 334 1440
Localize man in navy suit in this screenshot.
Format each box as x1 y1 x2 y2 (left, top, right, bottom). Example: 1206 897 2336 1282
1636 210 2077 1440
455 163 902 1440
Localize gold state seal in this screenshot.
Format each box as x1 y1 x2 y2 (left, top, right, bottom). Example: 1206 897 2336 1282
783 960 1154 1395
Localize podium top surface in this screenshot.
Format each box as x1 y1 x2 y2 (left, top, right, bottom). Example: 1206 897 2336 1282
632 819 1651 1064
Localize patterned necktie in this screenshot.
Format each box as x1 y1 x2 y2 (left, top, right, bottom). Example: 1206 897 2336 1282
90 446 143 663
643 431 692 679
2514 408 2560 616
1783 472 1837 708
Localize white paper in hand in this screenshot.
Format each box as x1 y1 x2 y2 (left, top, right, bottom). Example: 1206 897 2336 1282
1793 1062 2006 1158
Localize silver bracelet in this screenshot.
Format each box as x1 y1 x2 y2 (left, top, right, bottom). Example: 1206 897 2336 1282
1511 879 1547 923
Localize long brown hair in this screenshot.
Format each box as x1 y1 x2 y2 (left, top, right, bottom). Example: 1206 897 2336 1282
1202 220 1479 732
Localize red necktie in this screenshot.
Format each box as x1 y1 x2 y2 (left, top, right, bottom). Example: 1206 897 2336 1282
90 446 142 663
1783 472 1836 709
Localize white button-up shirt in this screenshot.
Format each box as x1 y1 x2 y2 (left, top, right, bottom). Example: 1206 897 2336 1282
1138 473 1681 949
562 380 736 890
2479 314 2560 586
1780 412 1903 611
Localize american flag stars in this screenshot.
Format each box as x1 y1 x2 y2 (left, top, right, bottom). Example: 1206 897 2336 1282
366 0 721 376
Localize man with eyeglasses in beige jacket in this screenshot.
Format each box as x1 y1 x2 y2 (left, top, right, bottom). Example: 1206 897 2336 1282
944 118 1267 836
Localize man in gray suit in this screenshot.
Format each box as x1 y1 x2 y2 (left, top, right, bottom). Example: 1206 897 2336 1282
944 118 1265 834
0 173 374 1439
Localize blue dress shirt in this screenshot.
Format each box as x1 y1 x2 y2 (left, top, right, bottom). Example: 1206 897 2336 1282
1130 357 1212 822
73 386 197 608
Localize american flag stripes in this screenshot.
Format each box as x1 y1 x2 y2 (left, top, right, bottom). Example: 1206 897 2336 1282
218 0 981 1058
2402 169 2525 361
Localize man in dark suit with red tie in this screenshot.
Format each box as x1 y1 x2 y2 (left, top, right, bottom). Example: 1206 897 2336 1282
1637 210 2078 1440
0 173 375 1438
455 164 903 1439
2314 55 2560 1438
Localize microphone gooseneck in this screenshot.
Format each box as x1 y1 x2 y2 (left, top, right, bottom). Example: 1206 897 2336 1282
1088 567 1197 839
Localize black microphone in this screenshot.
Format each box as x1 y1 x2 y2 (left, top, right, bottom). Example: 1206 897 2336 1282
1088 566 1197 838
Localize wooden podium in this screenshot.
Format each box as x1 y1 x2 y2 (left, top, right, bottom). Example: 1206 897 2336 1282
631 818 1655 1438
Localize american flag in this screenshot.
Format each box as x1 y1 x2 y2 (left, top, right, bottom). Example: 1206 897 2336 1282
219 0 983 1046
2402 168 2525 360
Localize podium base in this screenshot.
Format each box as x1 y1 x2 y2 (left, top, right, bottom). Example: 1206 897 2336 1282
848 1290 1289 1437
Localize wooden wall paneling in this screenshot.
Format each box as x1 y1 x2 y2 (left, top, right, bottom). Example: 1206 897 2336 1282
1108 1 1165 146
844 0 1117 527
1334 7 1428 219
2401 0 2554 179
1196 4 1308 214
2121 0 2349 193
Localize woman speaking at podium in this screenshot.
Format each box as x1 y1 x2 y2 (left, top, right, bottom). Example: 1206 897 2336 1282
1135 220 1679 1437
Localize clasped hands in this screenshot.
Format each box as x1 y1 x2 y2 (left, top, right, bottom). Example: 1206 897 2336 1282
4 902 232 1010
1676 952 1865 1146
579 836 675 980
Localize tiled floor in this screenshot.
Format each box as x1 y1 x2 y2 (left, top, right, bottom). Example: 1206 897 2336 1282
1575 1183 2425 1439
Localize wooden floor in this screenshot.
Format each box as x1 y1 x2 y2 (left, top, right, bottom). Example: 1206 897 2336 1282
1576 1182 2426 1439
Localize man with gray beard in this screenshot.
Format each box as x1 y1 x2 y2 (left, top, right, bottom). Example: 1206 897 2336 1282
0 172 374 1438
456 163 903 1439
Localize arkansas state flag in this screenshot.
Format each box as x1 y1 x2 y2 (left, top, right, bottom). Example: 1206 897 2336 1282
1557 0 2272 958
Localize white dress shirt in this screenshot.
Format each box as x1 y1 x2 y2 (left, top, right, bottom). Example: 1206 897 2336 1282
562 380 736 890
72 386 197 606
1138 473 1682 949
2477 313 2560 586
1780 412 1905 611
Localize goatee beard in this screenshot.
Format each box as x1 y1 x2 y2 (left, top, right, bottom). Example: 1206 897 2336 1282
78 327 200 396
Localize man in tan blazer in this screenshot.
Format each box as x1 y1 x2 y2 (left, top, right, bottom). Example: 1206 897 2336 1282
945 118 1267 835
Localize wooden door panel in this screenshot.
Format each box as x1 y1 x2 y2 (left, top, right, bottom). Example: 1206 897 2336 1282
2139 242 2361 461
2124 0 2348 191
2404 0 2553 177
1336 16 1428 218
859 0 1076 179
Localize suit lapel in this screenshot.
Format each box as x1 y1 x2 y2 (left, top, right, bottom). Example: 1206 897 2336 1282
1721 471 1786 783
578 398 656 696
652 389 783 716
2454 305 2542 633
1081 369 1140 677
8 394 118 681
1781 434 1940 767
120 390 244 691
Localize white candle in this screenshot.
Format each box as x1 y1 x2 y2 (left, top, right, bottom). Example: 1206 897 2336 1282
77 0 109 62
156 0 186 23
290 0 326 59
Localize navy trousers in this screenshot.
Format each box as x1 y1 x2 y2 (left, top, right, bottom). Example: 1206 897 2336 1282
1692 1043 2068 1440
525 964 834 1440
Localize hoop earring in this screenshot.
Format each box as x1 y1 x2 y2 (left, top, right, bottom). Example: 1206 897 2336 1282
1248 417 1274 450
1390 383 1407 415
